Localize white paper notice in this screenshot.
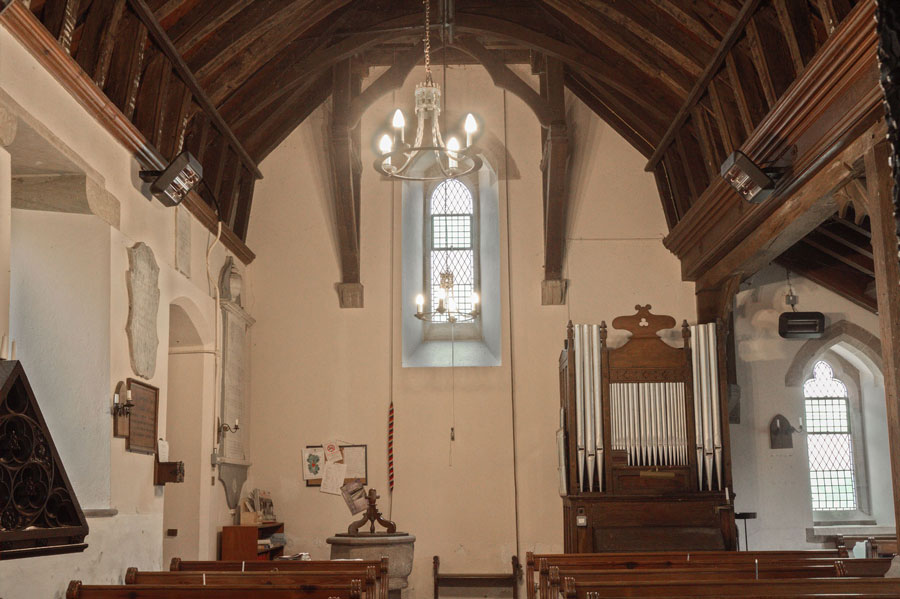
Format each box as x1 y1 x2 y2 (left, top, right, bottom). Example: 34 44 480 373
323 440 343 462
320 461 347 495
157 439 170 462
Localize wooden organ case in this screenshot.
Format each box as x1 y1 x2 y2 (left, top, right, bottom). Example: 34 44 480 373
559 306 736 552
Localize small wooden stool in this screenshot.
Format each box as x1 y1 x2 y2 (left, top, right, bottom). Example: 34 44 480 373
433 555 521 599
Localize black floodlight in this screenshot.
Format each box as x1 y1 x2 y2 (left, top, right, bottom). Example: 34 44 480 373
139 151 203 207
720 150 778 204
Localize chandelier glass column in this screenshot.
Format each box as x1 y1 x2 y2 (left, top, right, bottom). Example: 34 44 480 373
374 0 482 183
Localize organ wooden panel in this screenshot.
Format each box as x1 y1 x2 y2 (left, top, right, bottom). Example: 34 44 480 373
559 306 735 553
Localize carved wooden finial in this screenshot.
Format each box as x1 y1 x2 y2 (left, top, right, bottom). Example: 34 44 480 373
611 305 676 339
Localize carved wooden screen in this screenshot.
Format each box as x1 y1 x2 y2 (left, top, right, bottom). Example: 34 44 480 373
0 360 88 559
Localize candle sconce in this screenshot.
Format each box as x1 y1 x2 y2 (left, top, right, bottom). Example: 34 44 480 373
217 418 240 441
112 381 134 438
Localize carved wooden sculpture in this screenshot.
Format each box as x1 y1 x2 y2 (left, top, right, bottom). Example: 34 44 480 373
347 489 396 535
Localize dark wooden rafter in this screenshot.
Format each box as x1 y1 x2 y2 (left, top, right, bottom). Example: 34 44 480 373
222 29 397 133
541 0 693 97
668 0 880 285
7 1 255 261
539 54 569 304
166 0 254 55
646 0 719 50
73 0 126 86
330 59 363 308
124 0 261 178
102 9 149 120
723 41 769 134
864 138 900 537
773 0 818 74
451 37 552 127
775 244 877 312
564 70 655 158
816 0 854 36
242 70 334 161
576 0 710 77
198 0 354 105
646 0 763 171
348 41 427 127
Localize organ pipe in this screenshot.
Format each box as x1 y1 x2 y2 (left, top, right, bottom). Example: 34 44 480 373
691 323 723 491
569 322 721 488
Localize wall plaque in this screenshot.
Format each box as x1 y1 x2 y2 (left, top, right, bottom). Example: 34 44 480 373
126 378 158 454
126 242 160 379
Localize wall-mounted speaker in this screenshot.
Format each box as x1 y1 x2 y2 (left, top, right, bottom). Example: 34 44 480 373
778 312 825 339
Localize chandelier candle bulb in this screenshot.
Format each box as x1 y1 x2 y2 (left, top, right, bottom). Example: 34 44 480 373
392 110 406 145
464 114 477 147
416 294 424 315
447 137 460 169
379 134 393 167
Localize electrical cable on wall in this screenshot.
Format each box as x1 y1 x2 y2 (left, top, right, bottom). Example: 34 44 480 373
502 89 523 562
206 221 223 461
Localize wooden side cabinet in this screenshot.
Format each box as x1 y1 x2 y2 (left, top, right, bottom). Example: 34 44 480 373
220 522 284 561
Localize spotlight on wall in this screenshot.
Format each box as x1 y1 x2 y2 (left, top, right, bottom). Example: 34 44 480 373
720 151 779 204
139 151 203 207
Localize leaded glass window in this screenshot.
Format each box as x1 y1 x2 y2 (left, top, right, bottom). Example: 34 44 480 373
804 361 857 511
428 179 477 323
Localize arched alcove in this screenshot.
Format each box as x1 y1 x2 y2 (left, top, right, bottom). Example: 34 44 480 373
162 299 211 564
784 320 882 387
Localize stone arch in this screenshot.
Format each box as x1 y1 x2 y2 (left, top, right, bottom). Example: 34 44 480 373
168 296 213 349
784 320 882 386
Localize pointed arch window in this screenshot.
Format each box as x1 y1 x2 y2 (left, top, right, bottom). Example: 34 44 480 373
803 360 857 511
426 178 479 324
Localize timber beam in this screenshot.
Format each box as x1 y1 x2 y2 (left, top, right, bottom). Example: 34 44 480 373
864 139 900 539
873 0 900 543
667 0 882 286
538 55 570 305
329 60 364 309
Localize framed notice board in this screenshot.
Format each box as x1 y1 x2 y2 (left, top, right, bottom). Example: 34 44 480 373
304 444 367 487
126 378 159 454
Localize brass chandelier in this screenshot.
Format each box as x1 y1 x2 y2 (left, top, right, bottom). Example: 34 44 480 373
374 0 482 183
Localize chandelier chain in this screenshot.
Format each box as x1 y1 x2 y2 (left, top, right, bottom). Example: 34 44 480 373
423 0 433 84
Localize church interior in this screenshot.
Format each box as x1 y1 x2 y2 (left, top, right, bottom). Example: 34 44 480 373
2 0 900 598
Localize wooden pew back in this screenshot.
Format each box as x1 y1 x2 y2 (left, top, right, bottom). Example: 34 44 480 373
125 568 376 598
561 576 900 599
527 551 848 599
836 558 893 577
68 581 363 599
168 558 388 599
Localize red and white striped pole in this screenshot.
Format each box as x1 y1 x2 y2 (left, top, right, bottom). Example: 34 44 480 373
388 401 394 493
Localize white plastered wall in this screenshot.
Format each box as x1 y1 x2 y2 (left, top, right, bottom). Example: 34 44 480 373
0 24 240 599
730 265 894 551
245 64 696 599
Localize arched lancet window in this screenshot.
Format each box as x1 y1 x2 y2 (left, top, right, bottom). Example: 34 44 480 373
803 360 857 511
427 178 479 324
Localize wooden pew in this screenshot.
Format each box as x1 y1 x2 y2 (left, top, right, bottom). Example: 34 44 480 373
560 576 900 599
836 558 893 577
125 568 376 598
526 551 849 599
67 581 363 599
433 555 520 599
867 537 898 558
169 558 388 599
